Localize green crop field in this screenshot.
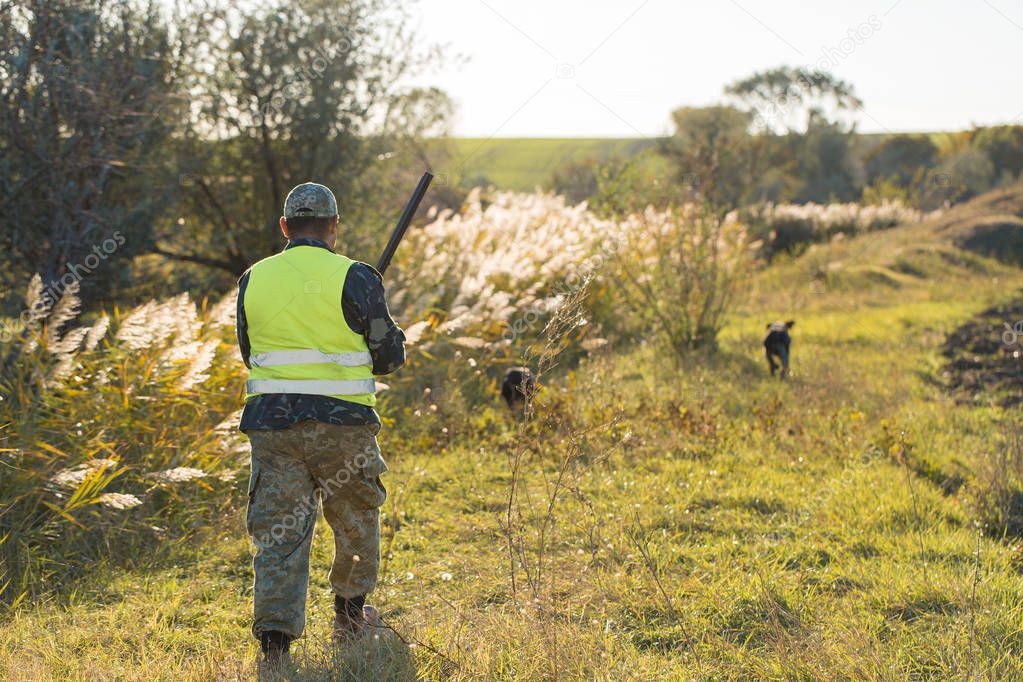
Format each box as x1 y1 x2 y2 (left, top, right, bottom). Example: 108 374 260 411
443 137 659 192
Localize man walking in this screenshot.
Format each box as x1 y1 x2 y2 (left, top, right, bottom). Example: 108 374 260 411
236 182 405 670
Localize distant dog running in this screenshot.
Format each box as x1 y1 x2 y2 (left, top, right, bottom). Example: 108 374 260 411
764 321 795 378
501 367 535 409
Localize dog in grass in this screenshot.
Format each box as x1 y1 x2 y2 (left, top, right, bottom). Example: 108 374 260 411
501 367 535 410
764 321 795 379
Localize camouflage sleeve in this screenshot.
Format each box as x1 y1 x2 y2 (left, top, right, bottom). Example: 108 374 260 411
236 270 252 369
341 263 406 375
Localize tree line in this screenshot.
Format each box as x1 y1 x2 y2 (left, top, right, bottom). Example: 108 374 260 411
555 66 1023 219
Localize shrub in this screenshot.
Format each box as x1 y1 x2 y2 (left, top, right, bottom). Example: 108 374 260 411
609 204 754 354
738 200 936 258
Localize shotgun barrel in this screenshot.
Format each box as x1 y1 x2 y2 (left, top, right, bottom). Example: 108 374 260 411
375 171 434 275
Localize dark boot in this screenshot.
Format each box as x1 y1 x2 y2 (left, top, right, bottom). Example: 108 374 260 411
259 630 292 676
333 594 380 646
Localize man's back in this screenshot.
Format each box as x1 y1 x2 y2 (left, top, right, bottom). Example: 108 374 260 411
244 245 356 351
243 244 378 406
236 182 405 670
236 238 405 429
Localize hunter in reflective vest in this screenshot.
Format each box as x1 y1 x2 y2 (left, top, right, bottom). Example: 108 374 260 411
243 246 376 406
237 182 406 667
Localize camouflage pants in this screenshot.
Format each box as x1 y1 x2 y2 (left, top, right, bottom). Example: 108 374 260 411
246 421 388 639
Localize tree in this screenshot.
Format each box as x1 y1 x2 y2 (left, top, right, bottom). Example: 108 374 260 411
864 134 939 187
0 0 198 304
971 125 1023 181
794 115 858 202
917 149 995 209
162 0 449 275
725 65 862 134
718 66 864 204
661 105 754 210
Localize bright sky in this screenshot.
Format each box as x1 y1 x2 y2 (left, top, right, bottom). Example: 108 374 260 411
411 0 1023 137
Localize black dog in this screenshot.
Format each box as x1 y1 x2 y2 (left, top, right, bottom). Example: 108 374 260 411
764 320 795 378
501 367 535 409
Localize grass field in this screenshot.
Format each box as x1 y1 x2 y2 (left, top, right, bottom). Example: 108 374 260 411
3 186 1023 680
443 138 658 192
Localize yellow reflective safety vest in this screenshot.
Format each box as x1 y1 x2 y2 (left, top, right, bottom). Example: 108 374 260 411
243 245 376 407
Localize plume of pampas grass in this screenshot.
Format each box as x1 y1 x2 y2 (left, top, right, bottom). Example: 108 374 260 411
20 275 49 353
212 409 244 438
47 327 89 386
147 467 207 484
168 293 201 344
211 409 248 459
176 339 219 390
451 337 487 349
50 458 121 489
115 301 166 351
44 282 81 347
206 290 238 329
115 294 195 352
83 316 110 351
161 339 201 365
98 492 142 510
402 320 432 346
49 327 88 357
580 338 608 351
24 274 50 324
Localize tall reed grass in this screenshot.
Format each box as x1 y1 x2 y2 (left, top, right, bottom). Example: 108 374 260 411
0 277 245 606
738 200 941 257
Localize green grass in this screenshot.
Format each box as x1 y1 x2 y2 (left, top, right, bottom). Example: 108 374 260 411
5 186 1023 679
443 138 657 192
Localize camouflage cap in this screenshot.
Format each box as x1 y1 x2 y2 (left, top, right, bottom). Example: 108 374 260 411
284 182 338 219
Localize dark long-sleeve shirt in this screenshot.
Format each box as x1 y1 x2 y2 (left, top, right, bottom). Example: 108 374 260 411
236 238 405 431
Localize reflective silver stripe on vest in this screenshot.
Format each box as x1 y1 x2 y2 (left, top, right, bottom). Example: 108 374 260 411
249 349 373 368
246 378 377 396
